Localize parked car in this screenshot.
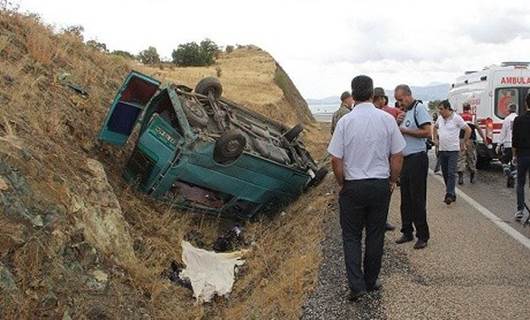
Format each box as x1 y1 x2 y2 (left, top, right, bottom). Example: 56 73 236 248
98 71 327 219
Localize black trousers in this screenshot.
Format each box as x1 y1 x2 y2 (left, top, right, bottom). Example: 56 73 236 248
339 179 390 293
400 152 430 241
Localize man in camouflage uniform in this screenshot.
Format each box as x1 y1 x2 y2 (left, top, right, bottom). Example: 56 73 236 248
457 103 486 184
331 91 354 134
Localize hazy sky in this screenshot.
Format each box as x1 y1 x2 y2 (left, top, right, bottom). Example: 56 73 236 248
17 0 530 98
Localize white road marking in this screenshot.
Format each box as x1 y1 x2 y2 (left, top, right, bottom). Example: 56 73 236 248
429 170 530 250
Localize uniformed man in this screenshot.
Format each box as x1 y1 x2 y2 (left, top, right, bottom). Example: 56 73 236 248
394 84 432 250
330 91 354 134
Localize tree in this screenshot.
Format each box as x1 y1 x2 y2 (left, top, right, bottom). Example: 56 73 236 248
428 100 442 113
198 38 219 65
138 46 160 65
225 45 234 54
63 25 84 41
172 42 201 66
171 38 219 66
87 40 108 52
111 50 135 59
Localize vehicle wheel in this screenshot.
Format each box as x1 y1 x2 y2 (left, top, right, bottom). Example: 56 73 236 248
283 123 304 143
195 77 223 99
476 156 490 170
182 100 209 127
306 167 329 189
214 130 246 164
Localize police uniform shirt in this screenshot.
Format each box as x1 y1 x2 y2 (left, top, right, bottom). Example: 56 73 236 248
400 102 432 156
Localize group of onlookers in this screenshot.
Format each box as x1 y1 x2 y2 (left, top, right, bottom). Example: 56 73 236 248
327 74 530 302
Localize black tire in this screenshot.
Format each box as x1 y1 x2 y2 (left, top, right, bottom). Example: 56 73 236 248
283 123 304 143
306 167 329 189
214 130 246 164
195 77 223 99
182 100 209 127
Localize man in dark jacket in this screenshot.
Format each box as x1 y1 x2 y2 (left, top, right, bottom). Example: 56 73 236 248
513 93 530 224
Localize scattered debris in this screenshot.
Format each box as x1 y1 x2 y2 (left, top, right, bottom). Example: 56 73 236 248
57 72 89 97
179 240 245 303
213 224 244 252
163 261 191 289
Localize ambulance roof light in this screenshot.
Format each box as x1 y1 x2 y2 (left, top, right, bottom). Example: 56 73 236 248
501 61 530 67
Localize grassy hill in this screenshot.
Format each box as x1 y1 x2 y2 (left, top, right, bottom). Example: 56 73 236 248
138 47 315 128
0 8 331 320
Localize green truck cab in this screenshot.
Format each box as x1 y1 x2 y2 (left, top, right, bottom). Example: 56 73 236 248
98 71 327 219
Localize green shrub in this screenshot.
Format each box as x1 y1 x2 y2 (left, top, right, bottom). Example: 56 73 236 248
138 46 160 65
171 38 219 66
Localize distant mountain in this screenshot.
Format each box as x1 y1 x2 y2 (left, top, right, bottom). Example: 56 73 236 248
306 96 340 105
307 83 450 105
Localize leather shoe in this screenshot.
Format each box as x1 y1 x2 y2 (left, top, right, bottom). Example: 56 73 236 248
395 234 413 244
385 223 396 232
413 239 428 249
366 279 382 292
348 290 366 302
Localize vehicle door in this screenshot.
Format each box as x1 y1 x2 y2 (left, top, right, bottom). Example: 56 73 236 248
98 71 160 145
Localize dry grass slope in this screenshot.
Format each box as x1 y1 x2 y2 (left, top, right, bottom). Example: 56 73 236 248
0 8 332 320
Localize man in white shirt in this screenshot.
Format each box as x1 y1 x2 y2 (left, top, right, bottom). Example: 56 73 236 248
498 104 518 187
328 75 405 301
433 100 471 204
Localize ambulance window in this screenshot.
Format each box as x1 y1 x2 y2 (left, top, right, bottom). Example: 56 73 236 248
495 88 518 119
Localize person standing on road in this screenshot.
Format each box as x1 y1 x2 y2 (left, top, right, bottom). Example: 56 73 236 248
394 84 432 249
457 103 487 185
498 104 518 188
331 91 354 134
512 94 530 222
433 100 471 204
328 75 405 301
432 112 442 175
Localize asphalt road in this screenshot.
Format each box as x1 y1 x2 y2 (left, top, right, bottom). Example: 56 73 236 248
302 171 530 320
428 151 530 238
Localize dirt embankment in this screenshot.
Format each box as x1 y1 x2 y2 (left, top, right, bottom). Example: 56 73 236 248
0 8 332 320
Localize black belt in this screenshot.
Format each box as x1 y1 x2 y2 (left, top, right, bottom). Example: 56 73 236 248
344 178 388 184
404 151 426 159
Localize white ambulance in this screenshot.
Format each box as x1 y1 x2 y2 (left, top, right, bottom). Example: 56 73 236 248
448 61 530 168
